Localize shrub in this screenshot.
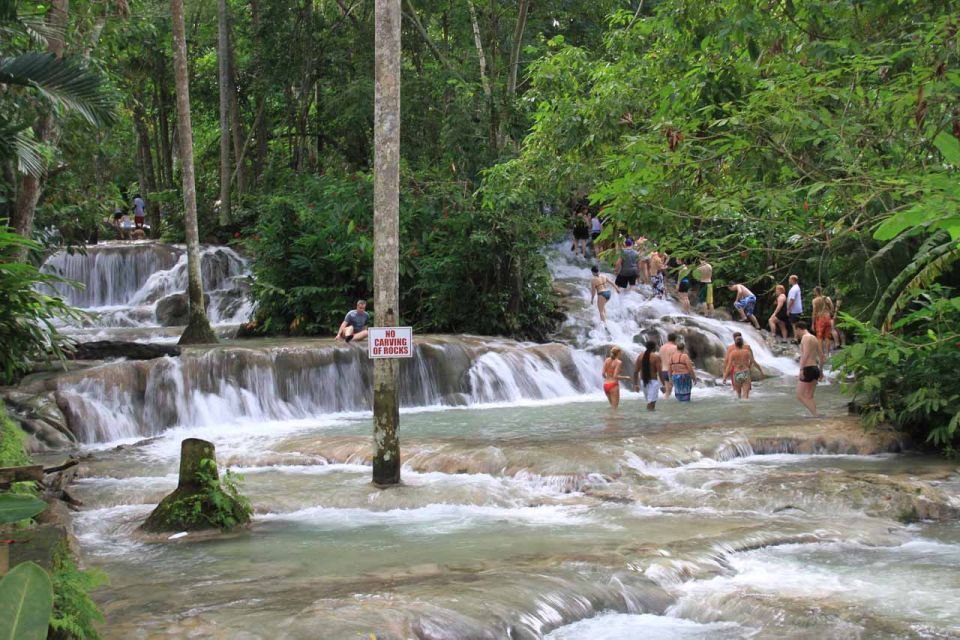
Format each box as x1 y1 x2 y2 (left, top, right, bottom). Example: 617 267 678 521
835 294 960 455
49 542 108 640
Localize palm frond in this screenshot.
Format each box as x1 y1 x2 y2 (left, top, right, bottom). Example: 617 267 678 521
885 247 960 329
14 130 45 176
871 231 957 329
0 52 116 127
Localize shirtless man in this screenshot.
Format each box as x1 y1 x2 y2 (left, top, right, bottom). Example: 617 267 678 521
812 286 835 355
696 258 714 316
794 321 824 416
658 333 679 398
633 341 662 411
723 332 762 399
728 283 760 329
649 251 665 299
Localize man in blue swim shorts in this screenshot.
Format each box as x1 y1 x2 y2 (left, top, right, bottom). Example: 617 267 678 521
728 283 760 329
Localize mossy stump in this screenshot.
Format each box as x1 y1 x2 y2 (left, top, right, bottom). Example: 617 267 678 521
140 438 251 533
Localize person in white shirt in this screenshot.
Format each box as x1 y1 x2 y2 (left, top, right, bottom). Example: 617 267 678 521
787 274 803 338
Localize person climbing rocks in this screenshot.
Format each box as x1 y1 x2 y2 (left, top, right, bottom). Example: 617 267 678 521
589 211 603 251
602 346 627 408
723 332 763 399
787 274 803 338
812 286 835 355
768 284 790 339
728 283 760 329
668 341 697 402
633 341 662 411
696 258 714 316
572 207 590 258
614 239 641 291
336 299 369 343
133 194 146 229
590 265 620 324
676 259 692 313
658 333 679 398
649 250 665 299
794 321 824 416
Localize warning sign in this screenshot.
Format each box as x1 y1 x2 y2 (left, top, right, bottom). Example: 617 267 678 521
368 326 414 358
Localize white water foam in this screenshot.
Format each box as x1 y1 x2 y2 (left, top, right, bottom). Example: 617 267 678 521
545 612 751 639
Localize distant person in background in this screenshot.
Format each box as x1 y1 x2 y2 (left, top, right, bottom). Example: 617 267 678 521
787 274 803 337
676 260 692 313
794 321 824 416
590 265 620 324
615 239 641 291
728 283 760 329
336 299 369 342
133 194 146 229
831 296 846 350
590 212 603 250
572 207 590 258
812 286 835 355
768 284 790 339
602 346 626 408
633 341 662 411
649 250 665 299
696 258 714 316
723 332 762 399
668 341 697 402
658 333 679 398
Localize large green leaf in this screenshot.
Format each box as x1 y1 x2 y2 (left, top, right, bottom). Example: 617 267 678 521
0 562 54 640
0 494 47 525
0 52 116 127
934 132 960 166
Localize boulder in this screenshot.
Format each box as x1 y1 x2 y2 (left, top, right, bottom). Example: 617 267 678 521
69 340 181 361
155 293 210 327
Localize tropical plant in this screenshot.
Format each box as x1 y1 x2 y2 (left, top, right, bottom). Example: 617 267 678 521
49 541 107 640
0 493 47 524
0 561 54 640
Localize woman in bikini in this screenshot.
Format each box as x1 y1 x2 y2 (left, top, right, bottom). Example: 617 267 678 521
768 284 789 339
602 346 626 408
590 265 620 323
668 342 698 402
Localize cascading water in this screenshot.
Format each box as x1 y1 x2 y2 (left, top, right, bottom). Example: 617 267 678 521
40 241 253 330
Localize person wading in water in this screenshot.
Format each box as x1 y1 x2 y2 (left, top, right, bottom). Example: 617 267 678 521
768 284 790 339
590 265 620 324
615 239 641 292
658 333 679 398
633 341 662 411
723 332 763 399
602 346 627 409
812 286 835 355
795 321 824 416
668 342 698 402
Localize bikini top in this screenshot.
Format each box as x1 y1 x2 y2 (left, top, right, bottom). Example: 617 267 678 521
670 354 690 373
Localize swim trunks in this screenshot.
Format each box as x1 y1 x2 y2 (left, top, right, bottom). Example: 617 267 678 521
599 289 612 300
651 273 665 298
672 373 692 401
678 278 690 293
815 316 833 340
659 371 670 383
735 294 757 316
644 380 661 403
800 366 821 383
615 274 637 288
733 370 751 386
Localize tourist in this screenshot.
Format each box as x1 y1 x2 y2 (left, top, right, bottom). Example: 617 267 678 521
133 194 146 229
723 332 762 399
768 284 789 339
812 286 835 354
336 299 369 343
633 340 661 411
659 333 679 398
614 239 640 291
728 283 760 329
696 258 714 316
668 341 697 402
787 275 803 337
649 250 665 299
572 208 590 258
602 346 626 408
794 321 824 416
590 265 620 324
676 264 692 313
590 211 603 250
831 296 846 350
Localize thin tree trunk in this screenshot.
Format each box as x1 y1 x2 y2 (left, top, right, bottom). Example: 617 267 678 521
466 0 491 99
10 0 68 261
227 18 246 195
250 0 268 183
373 0 401 487
171 0 217 345
132 99 161 233
505 0 529 99
217 0 232 226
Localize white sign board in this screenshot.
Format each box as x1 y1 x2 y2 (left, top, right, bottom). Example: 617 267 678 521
368 326 414 358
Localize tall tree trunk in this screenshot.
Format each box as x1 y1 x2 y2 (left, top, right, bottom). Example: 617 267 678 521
250 0 268 184
171 0 217 345
372 0 401 487
466 0 497 153
505 0 529 99
227 18 246 195
158 71 175 187
10 0 68 261
217 0 232 226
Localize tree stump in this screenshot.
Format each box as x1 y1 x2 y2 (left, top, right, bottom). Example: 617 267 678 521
140 438 250 532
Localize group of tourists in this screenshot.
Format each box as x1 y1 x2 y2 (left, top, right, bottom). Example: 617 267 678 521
591 236 836 417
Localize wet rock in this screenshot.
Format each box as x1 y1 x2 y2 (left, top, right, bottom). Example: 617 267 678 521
69 340 181 361
155 292 210 326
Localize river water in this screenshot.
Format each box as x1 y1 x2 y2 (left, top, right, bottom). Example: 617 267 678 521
33 244 960 639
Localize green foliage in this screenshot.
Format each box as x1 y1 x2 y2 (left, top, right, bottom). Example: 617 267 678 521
160 459 252 531
835 295 960 455
0 494 46 524
0 405 31 469
0 228 80 384
249 171 560 339
0 561 54 640
48 542 107 640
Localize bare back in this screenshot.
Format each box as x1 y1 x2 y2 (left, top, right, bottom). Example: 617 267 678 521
799 333 821 369
659 342 678 371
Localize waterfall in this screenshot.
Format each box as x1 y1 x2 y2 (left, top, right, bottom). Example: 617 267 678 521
53 339 605 443
40 242 253 328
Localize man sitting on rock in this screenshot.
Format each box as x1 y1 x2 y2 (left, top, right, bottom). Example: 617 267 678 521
336 299 369 343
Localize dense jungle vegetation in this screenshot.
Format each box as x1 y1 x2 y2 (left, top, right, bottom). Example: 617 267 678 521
1 0 959 448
